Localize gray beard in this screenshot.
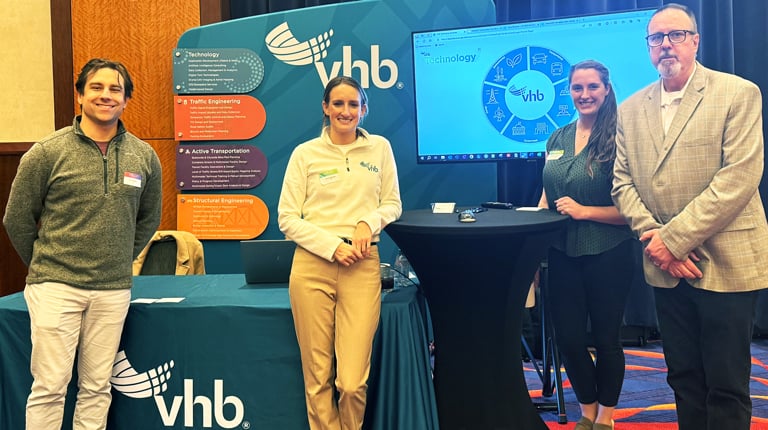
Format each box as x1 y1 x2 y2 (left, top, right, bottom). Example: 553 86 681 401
657 60 682 79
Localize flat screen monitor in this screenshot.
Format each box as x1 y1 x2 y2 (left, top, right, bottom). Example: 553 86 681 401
411 8 659 164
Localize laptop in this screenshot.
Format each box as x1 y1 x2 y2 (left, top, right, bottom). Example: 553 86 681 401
240 239 297 284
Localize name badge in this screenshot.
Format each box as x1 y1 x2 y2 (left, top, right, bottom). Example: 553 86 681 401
123 172 142 188
319 169 339 185
547 150 564 160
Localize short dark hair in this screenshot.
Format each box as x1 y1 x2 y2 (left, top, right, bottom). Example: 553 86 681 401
75 58 134 99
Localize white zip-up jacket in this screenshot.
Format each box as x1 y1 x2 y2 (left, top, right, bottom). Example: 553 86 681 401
278 128 402 261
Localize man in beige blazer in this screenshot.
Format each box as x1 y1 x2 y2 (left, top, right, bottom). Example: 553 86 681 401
612 4 768 430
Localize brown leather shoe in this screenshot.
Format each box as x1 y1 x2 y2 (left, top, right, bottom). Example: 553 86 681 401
574 416 594 430
592 421 614 430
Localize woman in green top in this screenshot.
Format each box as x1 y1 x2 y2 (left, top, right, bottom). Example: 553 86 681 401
538 60 636 430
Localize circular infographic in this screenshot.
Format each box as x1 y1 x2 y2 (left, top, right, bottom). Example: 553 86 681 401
482 46 573 144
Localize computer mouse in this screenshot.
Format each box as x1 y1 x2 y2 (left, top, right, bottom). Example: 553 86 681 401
458 210 476 223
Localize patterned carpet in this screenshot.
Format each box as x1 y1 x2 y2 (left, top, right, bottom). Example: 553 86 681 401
525 338 768 429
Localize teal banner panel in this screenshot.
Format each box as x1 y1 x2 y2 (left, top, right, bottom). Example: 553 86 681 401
175 0 498 272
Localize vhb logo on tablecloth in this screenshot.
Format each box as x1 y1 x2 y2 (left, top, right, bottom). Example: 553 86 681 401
111 350 175 398
111 351 246 429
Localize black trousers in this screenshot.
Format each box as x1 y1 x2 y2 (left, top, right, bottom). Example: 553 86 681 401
547 239 635 406
654 280 758 430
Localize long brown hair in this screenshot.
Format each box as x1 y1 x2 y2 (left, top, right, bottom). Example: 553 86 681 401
570 60 617 177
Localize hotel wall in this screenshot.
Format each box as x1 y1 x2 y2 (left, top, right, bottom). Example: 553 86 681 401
0 0 55 142
0 0 216 296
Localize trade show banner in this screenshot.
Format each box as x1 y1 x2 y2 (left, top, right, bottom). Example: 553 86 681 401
173 0 497 271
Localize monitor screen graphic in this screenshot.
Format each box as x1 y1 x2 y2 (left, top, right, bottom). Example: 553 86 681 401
411 9 659 164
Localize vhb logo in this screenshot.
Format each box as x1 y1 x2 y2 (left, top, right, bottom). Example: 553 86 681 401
519 89 545 102
112 351 245 429
506 71 556 122
265 22 398 89
509 84 544 102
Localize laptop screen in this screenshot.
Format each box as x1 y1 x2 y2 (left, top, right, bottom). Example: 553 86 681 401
240 239 296 284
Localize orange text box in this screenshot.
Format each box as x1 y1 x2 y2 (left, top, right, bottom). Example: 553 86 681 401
177 194 269 240
174 95 266 141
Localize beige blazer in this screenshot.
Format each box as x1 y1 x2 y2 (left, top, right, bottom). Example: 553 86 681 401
132 230 206 276
612 63 768 292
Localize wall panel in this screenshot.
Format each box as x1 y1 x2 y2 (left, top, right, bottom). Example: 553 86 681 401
0 0 55 142
0 0 53 296
71 0 200 139
0 148 30 296
71 0 201 229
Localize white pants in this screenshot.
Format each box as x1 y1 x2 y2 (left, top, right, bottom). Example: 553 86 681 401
24 282 131 430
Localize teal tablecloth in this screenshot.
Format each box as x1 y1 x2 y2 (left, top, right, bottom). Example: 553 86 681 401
0 274 438 430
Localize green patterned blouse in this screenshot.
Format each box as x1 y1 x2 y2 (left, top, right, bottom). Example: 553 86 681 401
541 122 634 257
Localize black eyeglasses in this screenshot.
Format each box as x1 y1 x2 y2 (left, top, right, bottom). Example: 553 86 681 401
645 30 696 47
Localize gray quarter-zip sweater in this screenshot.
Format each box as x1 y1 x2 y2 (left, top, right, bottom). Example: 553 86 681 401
3 117 162 290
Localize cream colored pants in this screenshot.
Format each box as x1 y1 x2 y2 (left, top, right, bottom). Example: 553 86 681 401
289 246 382 430
24 282 131 430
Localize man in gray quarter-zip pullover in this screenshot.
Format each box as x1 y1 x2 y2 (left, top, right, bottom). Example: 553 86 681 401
3 58 162 430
